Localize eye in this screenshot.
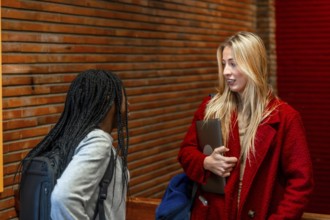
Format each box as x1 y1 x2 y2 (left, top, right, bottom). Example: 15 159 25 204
230 62 236 68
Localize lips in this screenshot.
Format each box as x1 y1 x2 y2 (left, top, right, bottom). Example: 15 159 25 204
227 79 235 85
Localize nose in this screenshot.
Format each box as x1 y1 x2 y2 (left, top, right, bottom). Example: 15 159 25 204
223 64 231 76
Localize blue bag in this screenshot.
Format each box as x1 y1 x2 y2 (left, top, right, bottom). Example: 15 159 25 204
155 173 197 220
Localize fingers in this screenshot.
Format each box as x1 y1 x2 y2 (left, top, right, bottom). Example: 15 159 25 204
213 146 238 162
206 146 238 177
222 171 232 177
218 162 236 176
216 165 235 177
225 156 238 163
213 146 229 155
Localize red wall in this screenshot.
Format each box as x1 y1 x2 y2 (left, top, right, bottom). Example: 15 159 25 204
276 0 330 214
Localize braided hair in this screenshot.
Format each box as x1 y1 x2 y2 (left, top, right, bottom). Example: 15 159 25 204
23 69 129 193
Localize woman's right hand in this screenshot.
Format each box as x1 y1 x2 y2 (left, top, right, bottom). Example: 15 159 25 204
203 146 238 177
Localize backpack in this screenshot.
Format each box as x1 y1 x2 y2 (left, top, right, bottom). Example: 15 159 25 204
19 149 114 220
155 173 197 220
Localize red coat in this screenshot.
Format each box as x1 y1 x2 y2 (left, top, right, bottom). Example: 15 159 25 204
178 96 313 220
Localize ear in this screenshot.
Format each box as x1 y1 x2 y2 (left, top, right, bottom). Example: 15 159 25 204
98 105 116 134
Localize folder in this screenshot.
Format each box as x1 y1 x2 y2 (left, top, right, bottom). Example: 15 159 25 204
196 119 226 194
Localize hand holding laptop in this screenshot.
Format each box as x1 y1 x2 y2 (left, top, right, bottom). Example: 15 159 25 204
196 119 237 194
203 146 237 177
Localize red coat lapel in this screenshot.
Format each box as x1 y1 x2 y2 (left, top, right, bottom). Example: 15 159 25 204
224 114 241 219
238 110 280 212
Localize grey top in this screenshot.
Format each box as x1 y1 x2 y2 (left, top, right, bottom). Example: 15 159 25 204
51 129 128 220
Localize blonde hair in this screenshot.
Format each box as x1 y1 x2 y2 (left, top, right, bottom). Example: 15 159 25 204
205 32 275 160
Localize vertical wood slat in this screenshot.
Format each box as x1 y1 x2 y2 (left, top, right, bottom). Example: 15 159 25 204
0 0 256 218
0 0 4 194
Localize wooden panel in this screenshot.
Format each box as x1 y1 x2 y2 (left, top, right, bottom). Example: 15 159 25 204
0 0 4 193
125 197 330 220
0 0 256 218
126 197 160 220
11 193 330 220
276 0 330 214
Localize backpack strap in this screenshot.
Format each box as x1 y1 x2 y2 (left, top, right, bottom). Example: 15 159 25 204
93 149 115 220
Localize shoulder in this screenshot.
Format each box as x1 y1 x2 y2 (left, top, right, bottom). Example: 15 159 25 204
194 95 212 119
267 97 303 125
75 129 113 155
275 98 301 118
84 129 113 142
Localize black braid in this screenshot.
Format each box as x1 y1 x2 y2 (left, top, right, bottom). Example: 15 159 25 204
21 69 129 195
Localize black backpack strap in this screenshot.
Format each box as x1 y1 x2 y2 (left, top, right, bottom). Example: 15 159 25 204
93 149 115 220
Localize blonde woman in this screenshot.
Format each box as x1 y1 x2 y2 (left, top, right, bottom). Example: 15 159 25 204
178 32 313 219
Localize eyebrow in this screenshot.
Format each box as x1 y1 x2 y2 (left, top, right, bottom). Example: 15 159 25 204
222 58 235 62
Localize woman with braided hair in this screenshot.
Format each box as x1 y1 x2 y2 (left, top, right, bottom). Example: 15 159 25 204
22 69 129 220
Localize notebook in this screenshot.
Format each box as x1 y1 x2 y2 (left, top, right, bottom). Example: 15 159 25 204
196 119 226 194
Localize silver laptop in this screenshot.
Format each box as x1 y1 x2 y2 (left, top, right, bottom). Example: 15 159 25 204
196 119 226 194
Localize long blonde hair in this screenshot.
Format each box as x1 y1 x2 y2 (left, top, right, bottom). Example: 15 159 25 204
205 32 275 160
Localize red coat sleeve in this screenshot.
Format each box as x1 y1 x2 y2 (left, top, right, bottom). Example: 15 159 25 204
269 106 314 219
178 96 212 184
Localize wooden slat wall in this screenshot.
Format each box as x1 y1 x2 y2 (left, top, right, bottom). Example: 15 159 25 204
256 0 277 91
0 1 3 193
0 0 256 218
276 0 330 214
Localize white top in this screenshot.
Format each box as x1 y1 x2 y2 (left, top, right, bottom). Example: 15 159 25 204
51 129 128 220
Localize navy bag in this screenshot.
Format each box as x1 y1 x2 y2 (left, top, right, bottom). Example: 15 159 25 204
19 150 114 220
155 173 197 220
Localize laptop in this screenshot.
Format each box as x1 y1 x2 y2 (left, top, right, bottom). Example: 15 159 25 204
196 119 226 194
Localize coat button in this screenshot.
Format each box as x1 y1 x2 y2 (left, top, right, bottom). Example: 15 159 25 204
248 210 256 218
